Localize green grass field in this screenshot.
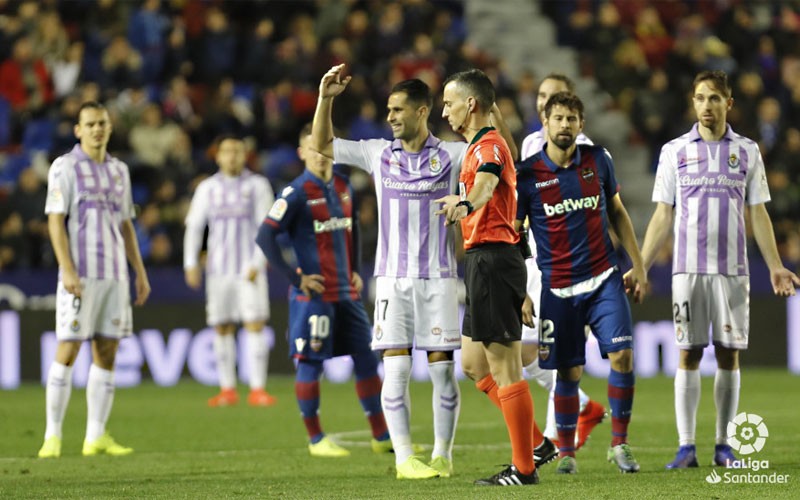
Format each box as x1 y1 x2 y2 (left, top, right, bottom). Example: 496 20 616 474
2 370 798 499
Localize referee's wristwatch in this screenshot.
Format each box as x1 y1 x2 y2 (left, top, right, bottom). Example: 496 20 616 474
456 200 474 215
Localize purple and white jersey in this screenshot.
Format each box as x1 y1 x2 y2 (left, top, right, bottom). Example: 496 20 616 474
653 124 770 276
520 129 592 162
45 145 134 281
333 134 465 279
184 170 274 276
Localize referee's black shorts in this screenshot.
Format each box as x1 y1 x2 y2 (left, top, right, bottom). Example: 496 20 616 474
462 243 527 343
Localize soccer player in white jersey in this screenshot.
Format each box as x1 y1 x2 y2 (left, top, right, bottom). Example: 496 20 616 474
631 70 800 469
38 101 151 458
184 135 276 408
519 74 606 458
311 64 465 479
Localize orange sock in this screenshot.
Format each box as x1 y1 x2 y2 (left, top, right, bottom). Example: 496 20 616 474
498 380 535 475
475 374 502 409
533 420 544 448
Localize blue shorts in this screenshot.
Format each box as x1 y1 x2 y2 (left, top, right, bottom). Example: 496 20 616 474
538 271 633 370
288 288 373 361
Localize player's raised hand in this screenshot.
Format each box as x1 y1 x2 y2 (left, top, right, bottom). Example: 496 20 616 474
319 64 351 98
351 272 363 294
298 268 325 297
770 267 800 297
434 194 464 225
521 294 536 328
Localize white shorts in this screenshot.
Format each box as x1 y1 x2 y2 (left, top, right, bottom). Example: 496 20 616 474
206 272 270 325
521 258 542 343
672 273 749 350
55 279 132 341
371 277 461 351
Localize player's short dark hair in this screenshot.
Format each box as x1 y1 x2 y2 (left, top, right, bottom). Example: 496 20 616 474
693 70 731 98
443 69 495 113
541 73 575 93
390 79 432 108
76 101 106 122
214 133 244 148
544 92 584 119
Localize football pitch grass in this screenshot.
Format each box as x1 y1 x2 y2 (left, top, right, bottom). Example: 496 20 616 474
2 370 798 499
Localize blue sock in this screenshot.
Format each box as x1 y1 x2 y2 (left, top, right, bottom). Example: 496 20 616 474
608 369 635 446
296 360 324 443
554 378 580 455
352 352 389 441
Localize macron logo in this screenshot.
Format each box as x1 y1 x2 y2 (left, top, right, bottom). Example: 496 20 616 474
543 195 600 216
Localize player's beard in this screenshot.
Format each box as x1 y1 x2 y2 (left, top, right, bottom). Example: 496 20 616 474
550 132 575 151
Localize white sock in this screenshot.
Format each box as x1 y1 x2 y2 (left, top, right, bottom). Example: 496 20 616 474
85 364 115 442
578 388 590 413
544 391 557 440
45 362 73 439
381 355 413 464
675 368 701 446
428 360 460 460
213 334 237 390
246 330 269 390
523 358 554 391
714 369 740 445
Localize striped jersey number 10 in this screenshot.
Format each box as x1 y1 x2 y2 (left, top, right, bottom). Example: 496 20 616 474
308 315 330 339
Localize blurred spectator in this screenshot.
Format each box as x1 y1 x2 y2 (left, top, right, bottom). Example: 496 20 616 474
756 97 782 156
348 100 390 141
161 75 201 131
631 69 677 168
633 6 673 69
127 0 169 83
101 34 143 89
195 6 236 83
7 167 49 267
129 103 184 171
0 36 54 118
241 18 276 85
51 41 84 98
30 10 69 68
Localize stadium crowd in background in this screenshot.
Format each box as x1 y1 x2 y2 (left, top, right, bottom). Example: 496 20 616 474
0 0 798 273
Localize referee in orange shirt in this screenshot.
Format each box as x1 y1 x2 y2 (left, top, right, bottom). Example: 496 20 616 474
437 69 537 487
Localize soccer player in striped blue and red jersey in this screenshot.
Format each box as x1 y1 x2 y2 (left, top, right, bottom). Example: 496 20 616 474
515 92 647 475
256 125 390 458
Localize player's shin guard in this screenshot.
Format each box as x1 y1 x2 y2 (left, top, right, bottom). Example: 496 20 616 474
381 355 413 463
608 369 634 447
85 364 115 442
45 362 73 439
675 368 701 445
429 360 460 460
246 329 269 390
352 352 389 441
498 380 535 475
213 334 237 390
295 360 324 443
714 369 740 445
555 378 579 457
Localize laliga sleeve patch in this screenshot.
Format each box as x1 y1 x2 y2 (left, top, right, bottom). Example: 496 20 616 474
269 198 288 221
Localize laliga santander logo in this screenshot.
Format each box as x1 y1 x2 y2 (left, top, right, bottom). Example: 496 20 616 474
727 412 769 455
704 412 788 485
